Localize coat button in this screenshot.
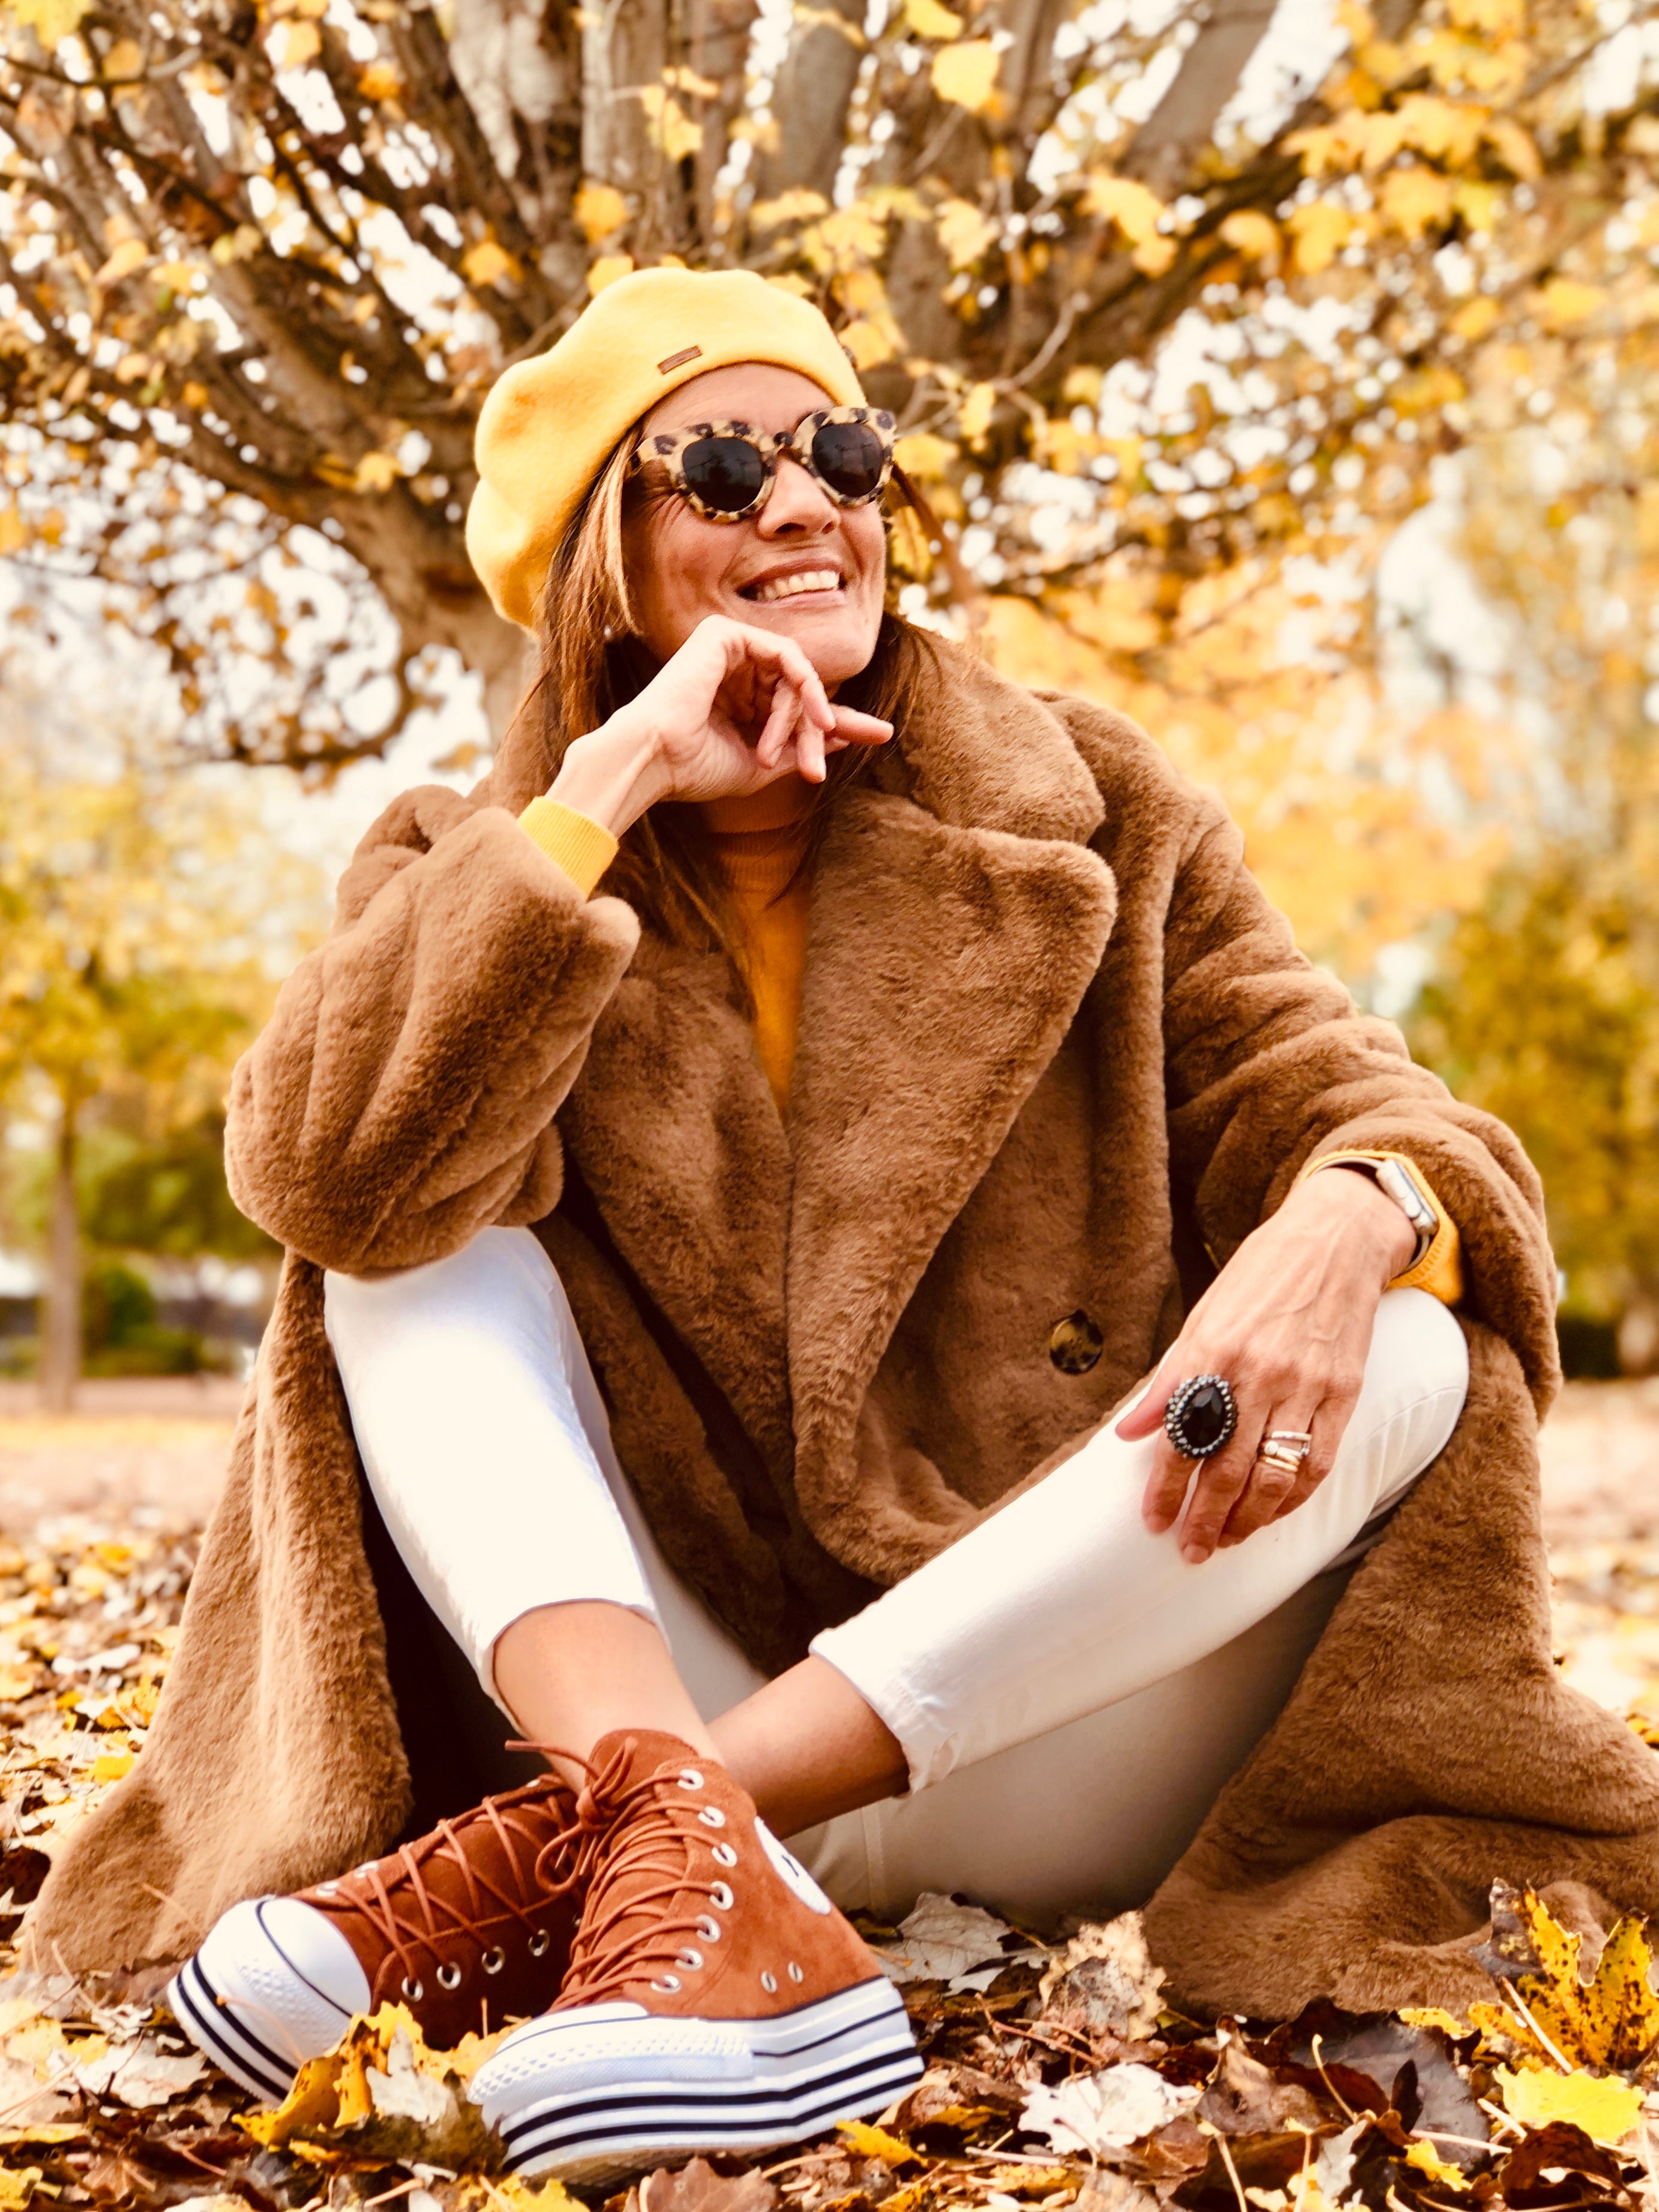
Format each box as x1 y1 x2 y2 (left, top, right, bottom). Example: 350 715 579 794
1048 1311 1103 1374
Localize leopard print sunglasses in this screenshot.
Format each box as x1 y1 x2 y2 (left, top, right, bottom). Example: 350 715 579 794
631 406 898 522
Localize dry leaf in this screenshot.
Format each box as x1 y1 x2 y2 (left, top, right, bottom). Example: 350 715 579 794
872 1894 1045 1990
930 40 999 112
354 451 399 492
1038 1913 1164 2040
837 2120 922 2165
461 237 518 288
904 0 962 34
1495 2064 1642 2145
893 2061 1024 2133
636 2157 776 2212
1 0 89 45
56 2033 205 2107
1219 211 1280 267
1198 2040 1324 2137
93 238 148 286
1469 1882 1659 2073
238 2005 498 2169
575 182 629 243
1021 2064 1201 2153
1073 2174 1159 2212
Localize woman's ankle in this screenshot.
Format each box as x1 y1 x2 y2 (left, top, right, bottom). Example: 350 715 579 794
711 1657 908 1836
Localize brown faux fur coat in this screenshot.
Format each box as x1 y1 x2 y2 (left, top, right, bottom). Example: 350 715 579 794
26 638 1659 2017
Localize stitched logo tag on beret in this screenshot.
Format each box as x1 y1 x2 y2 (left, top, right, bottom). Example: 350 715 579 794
657 345 703 375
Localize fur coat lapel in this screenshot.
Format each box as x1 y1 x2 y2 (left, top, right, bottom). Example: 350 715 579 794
561 659 1118 1523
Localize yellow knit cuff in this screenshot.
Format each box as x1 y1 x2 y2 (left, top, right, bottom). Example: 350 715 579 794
517 797 618 899
1298 1149 1465 1307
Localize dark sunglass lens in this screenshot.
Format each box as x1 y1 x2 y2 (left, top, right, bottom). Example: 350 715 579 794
680 435 767 512
811 420 886 500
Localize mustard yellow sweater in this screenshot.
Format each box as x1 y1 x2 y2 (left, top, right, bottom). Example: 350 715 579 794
516 791 1461 1302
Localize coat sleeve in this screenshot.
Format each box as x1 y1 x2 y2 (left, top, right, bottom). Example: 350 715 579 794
225 785 641 1276
1162 788 1561 1408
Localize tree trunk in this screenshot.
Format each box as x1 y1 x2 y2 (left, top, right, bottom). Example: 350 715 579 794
751 0 863 202
40 1101 80 1416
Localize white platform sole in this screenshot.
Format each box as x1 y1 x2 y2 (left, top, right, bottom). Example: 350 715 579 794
472 1976 923 2184
166 1896 370 2103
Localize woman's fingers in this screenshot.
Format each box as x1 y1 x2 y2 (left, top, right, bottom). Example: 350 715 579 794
1216 1399 1322 1547
754 678 800 770
1114 1361 1174 1442
1134 1353 1304 1561
829 705 895 746
1166 1411 1269 1564
798 706 829 784
716 620 835 730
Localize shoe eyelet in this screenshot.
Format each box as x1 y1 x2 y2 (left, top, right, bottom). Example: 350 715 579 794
353 1863 378 1878
697 1806 727 1828
651 1974 682 1993
315 1882 339 1897
695 1915 721 1942
529 1929 551 1958
712 1842 738 1867
761 1971 777 1994
710 1882 734 1911
437 1962 462 1990
482 1947 506 1975
788 1962 804 1983
678 1768 704 1790
678 1948 704 1971
400 1975 425 2002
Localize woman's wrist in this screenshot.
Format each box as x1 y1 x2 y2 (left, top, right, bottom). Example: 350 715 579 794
1290 1164 1418 1284
547 709 669 838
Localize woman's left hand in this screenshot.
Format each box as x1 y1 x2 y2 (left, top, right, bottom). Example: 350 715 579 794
1115 1168 1418 1564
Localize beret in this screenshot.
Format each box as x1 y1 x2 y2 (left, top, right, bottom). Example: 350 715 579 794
466 266 866 632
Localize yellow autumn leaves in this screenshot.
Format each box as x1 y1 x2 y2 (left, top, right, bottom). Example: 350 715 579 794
902 0 1002 116
1404 1886 1659 2151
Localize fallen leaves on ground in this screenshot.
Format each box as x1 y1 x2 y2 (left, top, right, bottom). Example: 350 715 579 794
8 1514 1659 2205
873 1894 1048 1992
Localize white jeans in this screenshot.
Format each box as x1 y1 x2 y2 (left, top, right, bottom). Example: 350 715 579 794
325 1227 1467 1927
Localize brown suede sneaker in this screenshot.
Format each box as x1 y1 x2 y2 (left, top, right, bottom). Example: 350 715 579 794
168 1772 584 2101
470 1731 923 2183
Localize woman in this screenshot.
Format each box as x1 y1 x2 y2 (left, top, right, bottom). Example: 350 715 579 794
29 270 1659 2183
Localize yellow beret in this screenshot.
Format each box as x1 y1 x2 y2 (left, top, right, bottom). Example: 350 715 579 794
466 267 866 632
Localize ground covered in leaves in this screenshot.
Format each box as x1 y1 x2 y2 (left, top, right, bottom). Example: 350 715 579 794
5 1451 1659 2211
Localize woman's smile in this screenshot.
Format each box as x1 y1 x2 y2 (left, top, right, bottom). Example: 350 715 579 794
739 560 847 606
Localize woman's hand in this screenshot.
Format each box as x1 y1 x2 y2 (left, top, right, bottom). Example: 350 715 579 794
546 615 893 836
1115 1168 1418 1564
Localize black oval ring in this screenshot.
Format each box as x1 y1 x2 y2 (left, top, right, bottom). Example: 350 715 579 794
1164 1373 1238 1458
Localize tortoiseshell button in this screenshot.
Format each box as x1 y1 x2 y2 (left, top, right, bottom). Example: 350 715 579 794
1048 1311 1103 1374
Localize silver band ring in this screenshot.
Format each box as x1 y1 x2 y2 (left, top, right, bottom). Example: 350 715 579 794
1265 1429 1313 1454
1257 1440 1306 1477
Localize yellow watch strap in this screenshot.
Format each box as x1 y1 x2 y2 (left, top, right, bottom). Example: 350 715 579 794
518 797 620 898
1298 1149 1464 1307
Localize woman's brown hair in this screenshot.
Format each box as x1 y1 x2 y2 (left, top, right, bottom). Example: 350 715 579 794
504 424 944 973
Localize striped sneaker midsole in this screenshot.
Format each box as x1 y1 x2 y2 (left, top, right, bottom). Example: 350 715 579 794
166 1954 297 2105
490 1979 923 2177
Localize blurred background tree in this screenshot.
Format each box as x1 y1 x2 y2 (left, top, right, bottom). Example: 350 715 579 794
0 690 320 1407
3 0 1659 1360
0 0 1647 757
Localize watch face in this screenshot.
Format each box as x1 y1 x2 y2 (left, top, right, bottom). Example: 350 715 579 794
1371 1158 1437 1267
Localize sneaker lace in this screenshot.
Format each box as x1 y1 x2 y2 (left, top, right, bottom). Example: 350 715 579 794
558 1739 725 2005
346 1750 585 1995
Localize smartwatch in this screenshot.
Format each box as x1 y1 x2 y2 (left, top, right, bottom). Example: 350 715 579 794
1321 1155 1439 1269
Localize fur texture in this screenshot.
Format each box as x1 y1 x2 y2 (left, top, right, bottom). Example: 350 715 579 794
28 642 1645 2022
